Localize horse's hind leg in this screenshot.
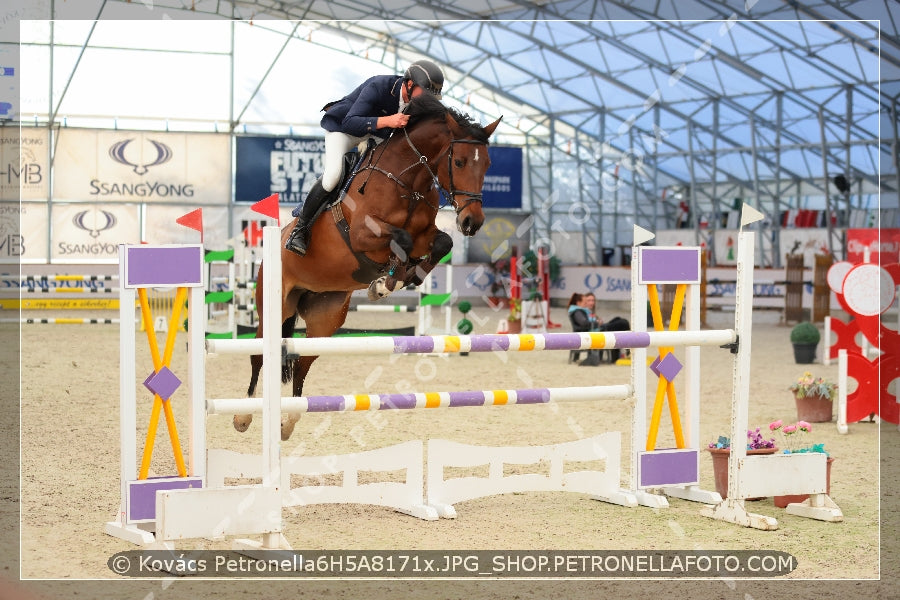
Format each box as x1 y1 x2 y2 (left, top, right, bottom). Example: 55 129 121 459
280 290 352 440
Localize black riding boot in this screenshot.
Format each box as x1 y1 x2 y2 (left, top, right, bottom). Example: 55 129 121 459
285 180 330 256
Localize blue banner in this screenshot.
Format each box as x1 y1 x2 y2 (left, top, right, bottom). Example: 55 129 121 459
483 146 523 210
236 137 522 209
235 136 324 206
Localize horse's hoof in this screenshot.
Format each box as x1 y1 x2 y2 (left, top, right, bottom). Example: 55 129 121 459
233 414 252 433
367 278 386 301
281 416 299 441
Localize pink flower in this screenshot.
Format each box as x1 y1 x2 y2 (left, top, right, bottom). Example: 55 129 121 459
783 424 797 434
769 420 783 431
797 421 812 433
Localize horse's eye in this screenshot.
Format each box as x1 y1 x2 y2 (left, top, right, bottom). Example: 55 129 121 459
454 159 465 168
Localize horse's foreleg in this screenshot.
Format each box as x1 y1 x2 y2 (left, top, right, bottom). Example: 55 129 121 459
403 230 453 288
280 354 316 441
368 227 413 301
235 351 264 432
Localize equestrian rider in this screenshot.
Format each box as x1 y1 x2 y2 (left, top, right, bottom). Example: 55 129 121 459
285 59 446 255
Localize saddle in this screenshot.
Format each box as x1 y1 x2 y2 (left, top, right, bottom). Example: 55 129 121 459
290 150 366 220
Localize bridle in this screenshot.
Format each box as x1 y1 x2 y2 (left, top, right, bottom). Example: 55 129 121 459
354 122 487 216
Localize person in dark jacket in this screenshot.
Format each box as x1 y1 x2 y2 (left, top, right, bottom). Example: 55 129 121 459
285 59 446 255
568 292 603 366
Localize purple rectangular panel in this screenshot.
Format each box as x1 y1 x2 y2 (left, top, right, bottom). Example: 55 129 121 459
542 333 584 351
470 335 510 352
514 388 552 404
127 476 203 523
393 337 435 354
306 395 347 412
448 390 488 407
638 449 699 488
125 246 203 288
611 331 651 349
639 247 701 284
379 393 418 410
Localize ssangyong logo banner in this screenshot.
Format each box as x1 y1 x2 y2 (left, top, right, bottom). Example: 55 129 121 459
0 127 49 201
51 203 139 262
235 136 324 205
54 130 230 204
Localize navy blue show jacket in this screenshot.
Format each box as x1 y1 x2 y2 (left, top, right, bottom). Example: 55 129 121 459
320 75 403 138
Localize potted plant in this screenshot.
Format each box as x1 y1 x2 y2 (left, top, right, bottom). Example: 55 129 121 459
790 321 820 364
789 371 836 422
768 420 835 507
707 427 777 499
507 297 522 333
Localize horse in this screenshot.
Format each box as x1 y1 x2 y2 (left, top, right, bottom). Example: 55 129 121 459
239 94 501 439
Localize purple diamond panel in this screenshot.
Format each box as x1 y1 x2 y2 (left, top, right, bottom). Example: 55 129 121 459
143 366 182 400
639 247 701 284
638 449 699 488
127 476 203 522
657 353 684 381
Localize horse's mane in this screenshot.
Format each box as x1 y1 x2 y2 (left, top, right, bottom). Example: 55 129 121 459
405 94 492 143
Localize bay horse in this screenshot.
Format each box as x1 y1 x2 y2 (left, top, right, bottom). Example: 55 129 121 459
239 94 501 439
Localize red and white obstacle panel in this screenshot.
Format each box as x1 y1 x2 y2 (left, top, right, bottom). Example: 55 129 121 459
823 254 900 432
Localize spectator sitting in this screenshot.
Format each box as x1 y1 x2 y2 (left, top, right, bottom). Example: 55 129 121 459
568 292 603 366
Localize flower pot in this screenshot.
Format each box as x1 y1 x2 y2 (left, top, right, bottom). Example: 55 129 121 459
792 342 818 364
774 457 834 508
794 392 833 422
507 320 522 334
708 447 778 500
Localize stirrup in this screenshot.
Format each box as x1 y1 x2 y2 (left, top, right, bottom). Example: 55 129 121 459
285 225 308 256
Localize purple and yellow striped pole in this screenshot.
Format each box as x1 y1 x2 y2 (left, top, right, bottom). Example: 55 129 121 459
205 329 736 357
207 384 632 415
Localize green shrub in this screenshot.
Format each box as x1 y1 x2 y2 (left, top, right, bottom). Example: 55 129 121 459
790 321 820 344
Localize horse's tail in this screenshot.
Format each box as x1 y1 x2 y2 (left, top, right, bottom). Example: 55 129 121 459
281 314 298 384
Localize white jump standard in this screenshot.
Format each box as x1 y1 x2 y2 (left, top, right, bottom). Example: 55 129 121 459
105 204 841 552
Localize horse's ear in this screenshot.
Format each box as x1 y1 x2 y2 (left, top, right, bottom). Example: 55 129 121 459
445 112 462 135
483 116 502 138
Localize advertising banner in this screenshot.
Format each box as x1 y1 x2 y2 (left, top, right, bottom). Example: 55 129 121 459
50 203 139 263
847 228 900 264
235 136 324 206
54 130 230 204
0 126 49 201
0 201 46 263
482 146 523 210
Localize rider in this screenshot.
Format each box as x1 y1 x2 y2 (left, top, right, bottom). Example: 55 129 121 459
285 59 446 256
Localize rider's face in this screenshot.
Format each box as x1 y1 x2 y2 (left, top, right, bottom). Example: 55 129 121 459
403 81 423 102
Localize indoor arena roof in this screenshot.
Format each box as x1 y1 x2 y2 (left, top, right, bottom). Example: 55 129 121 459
16 0 898 235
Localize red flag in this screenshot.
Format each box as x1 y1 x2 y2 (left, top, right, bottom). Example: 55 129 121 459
251 193 280 225
176 208 203 243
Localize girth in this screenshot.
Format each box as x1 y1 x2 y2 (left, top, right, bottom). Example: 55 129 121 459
330 203 393 284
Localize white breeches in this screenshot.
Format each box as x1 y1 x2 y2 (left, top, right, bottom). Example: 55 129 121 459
322 131 367 192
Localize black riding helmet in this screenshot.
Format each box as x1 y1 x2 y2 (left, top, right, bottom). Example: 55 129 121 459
404 59 444 99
